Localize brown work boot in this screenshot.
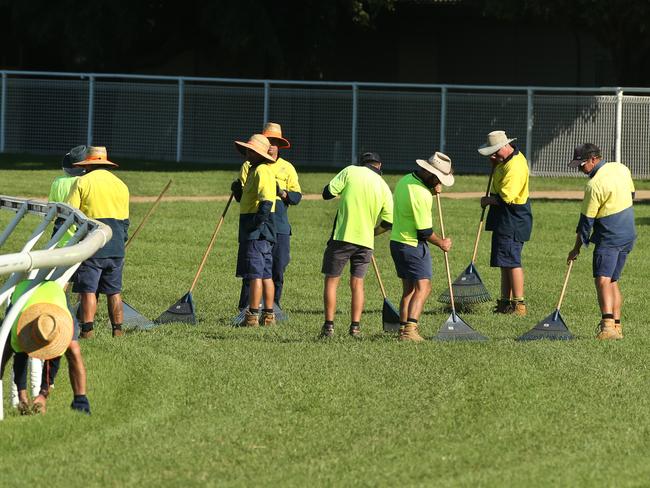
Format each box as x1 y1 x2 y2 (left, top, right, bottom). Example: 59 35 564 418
492 299 513 314
399 322 425 342
112 326 124 337
243 310 260 327
615 321 623 338
596 318 622 340
512 301 527 317
261 311 276 327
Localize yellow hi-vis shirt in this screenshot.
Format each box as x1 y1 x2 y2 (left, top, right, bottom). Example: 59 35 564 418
391 173 433 247
66 169 130 258
49 175 80 246
492 150 529 204
327 165 393 249
239 162 277 242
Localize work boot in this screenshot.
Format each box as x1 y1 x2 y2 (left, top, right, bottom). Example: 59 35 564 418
349 324 361 338
80 323 94 339
261 311 276 327
596 318 622 340
112 325 124 337
512 301 527 317
492 299 513 314
615 321 623 338
399 322 425 342
243 310 260 328
320 323 334 338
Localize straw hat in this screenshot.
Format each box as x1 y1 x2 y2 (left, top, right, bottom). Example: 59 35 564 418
262 122 290 149
73 146 118 168
234 134 274 161
478 130 517 156
16 303 74 360
416 152 455 187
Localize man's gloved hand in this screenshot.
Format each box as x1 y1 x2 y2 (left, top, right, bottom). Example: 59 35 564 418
70 394 91 415
231 180 243 202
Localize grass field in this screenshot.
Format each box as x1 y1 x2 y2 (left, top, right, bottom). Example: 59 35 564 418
2 158 650 486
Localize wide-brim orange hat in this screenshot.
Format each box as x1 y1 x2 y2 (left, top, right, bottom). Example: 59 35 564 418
262 122 290 149
16 303 74 360
234 134 274 161
73 146 119 168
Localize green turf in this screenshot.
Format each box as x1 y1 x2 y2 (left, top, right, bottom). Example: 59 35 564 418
1 170 650 486
2 153 649 197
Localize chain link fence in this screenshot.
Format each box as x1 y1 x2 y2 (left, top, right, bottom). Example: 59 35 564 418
2 71 648 177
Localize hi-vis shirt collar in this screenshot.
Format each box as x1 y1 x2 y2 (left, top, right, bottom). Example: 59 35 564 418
589 159 607 178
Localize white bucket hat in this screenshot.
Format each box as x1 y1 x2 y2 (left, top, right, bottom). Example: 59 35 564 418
478 130 517 156
416 152 455 187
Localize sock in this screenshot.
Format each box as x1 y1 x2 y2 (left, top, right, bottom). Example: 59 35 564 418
81 322 94 332
400 321 407 326
324 320 334 327
513 297 525 303
111 323 122 331
602 313 614 320
615 319 621 324
262 308 273 314
350 321 360 328
407 317 418 324
249 308 259 315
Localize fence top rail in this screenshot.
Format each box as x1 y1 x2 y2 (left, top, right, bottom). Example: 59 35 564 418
4 69 650 93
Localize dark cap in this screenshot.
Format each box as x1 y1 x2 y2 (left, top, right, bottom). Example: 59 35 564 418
62 145 87 176
359 152 382 166
569 143 602 168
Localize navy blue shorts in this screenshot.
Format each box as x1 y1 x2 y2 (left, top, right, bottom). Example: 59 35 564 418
490 233 524 268
321 240 372 278
390 240 432 280
593 242 633 281
236 239 273 280
72 257 124 294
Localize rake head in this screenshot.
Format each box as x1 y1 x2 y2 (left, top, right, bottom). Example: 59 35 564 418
516 309 574 341
438 262 491 305
155 292 196 325
382 298 401 333
432 311 489 341
123 300 156 330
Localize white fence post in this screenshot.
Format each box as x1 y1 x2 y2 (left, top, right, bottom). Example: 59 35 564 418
439 86 447 153
352 83 358 163
615 88 623 162
176 78 184 163
86 75 95 147
526 88 534 170
263 81 270 126
1 72 6 153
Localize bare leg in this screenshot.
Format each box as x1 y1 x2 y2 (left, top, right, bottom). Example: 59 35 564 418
407 279 432 321
399 280 416 322
595 276 614 314
249 278 263 310
324 276 341 322
80 292 98 323
509 267 525 298
262 278 275 310
106 293 123 325
612 281 622 320
350 276 365 323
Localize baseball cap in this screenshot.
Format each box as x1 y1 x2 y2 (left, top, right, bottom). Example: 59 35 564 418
359 152 382 166
568 143 601 168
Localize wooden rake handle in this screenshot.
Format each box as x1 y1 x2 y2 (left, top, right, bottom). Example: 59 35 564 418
189 193 234 293
471 170 494 264
371 254 388 300
126 179 173 251
556 260 574 311
435 192 455 313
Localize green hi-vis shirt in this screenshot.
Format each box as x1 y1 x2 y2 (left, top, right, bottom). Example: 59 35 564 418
10 280 71 353
49 175 79 246
327 165 393 249
239 157 301 234
391 173 433 247
239 162 277 242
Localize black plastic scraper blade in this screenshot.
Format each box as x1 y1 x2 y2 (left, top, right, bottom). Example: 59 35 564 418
433 312 488 341
516 309 574 341
155 292 196 325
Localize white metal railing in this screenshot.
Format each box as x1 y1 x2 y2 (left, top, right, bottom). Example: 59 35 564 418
1 69 650 176
0 196 112 420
